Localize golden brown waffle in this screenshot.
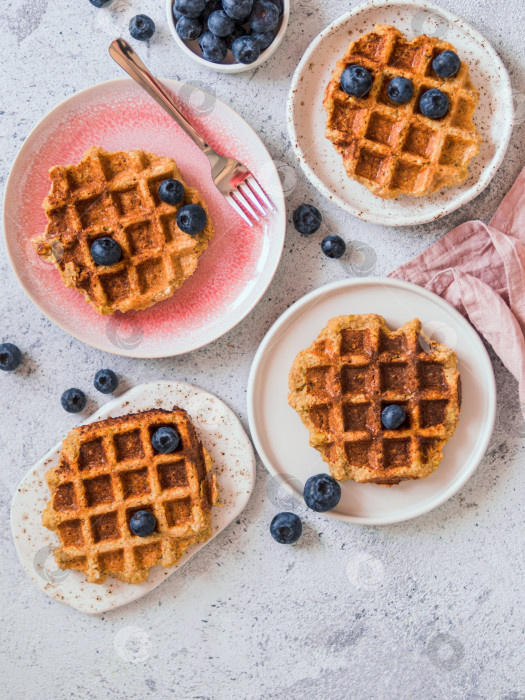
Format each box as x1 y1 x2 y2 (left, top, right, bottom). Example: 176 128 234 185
323 24 481 199
33 146 215 314
42 408 219 584
288 315 461 485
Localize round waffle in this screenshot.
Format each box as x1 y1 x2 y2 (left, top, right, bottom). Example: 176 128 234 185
33 146 215 315
288 314 461 485
42 408 219 584
323 24 481 199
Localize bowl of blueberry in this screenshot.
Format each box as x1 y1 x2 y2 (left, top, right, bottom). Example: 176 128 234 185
167 0 289 72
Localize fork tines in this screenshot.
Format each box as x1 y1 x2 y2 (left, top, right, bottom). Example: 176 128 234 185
227 176 273 226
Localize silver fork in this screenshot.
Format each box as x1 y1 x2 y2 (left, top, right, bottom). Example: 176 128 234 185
109 38 273 227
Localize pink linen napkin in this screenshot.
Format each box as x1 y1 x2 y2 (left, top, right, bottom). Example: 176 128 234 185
389 165 525 416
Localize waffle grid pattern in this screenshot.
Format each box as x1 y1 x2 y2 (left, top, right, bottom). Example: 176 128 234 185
324 25 481 198
288 315 461 485
42 408 217 584
33 146 214 314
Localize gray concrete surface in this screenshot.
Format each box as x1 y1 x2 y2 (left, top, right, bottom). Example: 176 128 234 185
1 0 524 698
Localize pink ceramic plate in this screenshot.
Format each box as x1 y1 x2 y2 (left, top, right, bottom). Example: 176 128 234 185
4 78 285 357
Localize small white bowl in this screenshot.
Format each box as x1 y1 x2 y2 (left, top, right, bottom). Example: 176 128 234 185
166 0 289 73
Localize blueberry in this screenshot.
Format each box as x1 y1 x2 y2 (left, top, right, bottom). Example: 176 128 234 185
268 0 283 14
151 426 181 453
0 343 22 372
340 64 373 97
208 9 235 36
201 0 222 20
381 404 407 430
387 76 413 104
159 179 185 205
304 474 341 513
321 235 346 259
252 30 274 51
173 7 184 20
419 88 450 119
89 0 111 6
175 0 206 17
90 237 122 266
199 31 227 62
177 203 208 234
432 50 461 78
224 25 246 50
94 369 118 394
176 16 203 40
222 0 253 21
129 14 155 41
129 510 157 537
61 388 87 414
293 204 322 235
249 0 278 32
270 512 302 544
232 35 261 63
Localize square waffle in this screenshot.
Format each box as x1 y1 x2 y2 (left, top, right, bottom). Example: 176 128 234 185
42 408 219 584
33 146 215 314
323 24 481 198
288 315 461 485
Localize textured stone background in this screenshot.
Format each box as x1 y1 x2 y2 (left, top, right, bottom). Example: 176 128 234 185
1 0 524 698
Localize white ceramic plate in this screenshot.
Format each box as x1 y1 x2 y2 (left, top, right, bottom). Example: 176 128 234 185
286 0 513 226
166 0 290 74
11 381 255 614
247 278 496 525
4 78 285 358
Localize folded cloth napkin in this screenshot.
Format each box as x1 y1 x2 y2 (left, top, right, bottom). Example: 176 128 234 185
389 165 525 416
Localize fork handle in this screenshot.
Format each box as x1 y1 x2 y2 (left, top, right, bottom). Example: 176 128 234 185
109 38 210 153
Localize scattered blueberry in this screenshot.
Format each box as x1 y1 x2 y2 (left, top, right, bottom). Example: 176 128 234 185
208 9 235 36
381 404 407 430
159 179 185 205
90 237 122 266
252 30 274 50
176 16 203 40
94 369 118 394
293 204 322 235
249 0 278 32
232 35 261 63
321 235 346 259
151 426 181 453
432 50 461 78
270 512 302 544
0 343 22 372
387 76 413 104
61 388 87 414
89 0 111 6
222 0 253 21
419 88 450 119
199 31 227 62
175 0 207 17
129 14 155 41
304 474 341 513
224 24 246 50
129 510 157 537
340 64 373 97
177 203 208 234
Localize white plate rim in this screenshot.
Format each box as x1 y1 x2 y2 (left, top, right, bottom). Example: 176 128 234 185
286 0 514 226
3 77 286 358
247 277 497 525
10 380 256 614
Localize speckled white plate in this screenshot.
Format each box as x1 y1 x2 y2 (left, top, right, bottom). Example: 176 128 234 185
286 0 513 226
11 381 255 614
247 278 496 525
4 78 285 357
